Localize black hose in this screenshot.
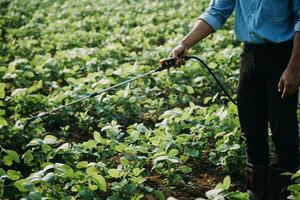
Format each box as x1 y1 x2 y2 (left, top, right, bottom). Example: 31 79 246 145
185 56 237 105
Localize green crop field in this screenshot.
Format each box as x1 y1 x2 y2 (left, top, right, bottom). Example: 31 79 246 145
0 0 299 199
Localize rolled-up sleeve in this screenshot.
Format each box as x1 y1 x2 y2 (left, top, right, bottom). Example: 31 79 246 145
293 0 300 32
199 0 235 31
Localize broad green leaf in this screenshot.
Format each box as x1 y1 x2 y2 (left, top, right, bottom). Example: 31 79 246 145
3 150 20 166
0 117 7 128
293 193 300 200
27 170 44 182
42 144 52 153
79 187 94 200
55 143 70 154
10 88 27 98
27 191 42 200
55 164 74 178
43 163 55 172
0 168 6 176
89 184 97 191
149 137 160 146
42 172 55 183
23 150 34 164
153 190 165 200
82 140 97 150
76 161 88 169
115 144 127 152
135 146 148 154
168 158 180 163
168 149 179 157
230 144 240 150
176 137 187 144
23 181 35 191
15 179 29 192
73 171 86 180
288 184 300 192
133 168 144 176
153 156 180 164
0 83 6 99
6 150 20 163
206 188 223 199
180 155 188 162
86 166 99 176
131 176 146 184
145 186 153 192
282 172 293 176
208 62 218 69
120 157 129 165
186 86 194 94
227 192 249 200
7 170 21 180
223 176 231 190
27 138 44 147
204 97 212 104
93 131 101 142
93 174 106 192
178 166 192 174
27 80 42 93
167 198 178 200
292 173 300 180
124 146 137 155
71 186 78 192
189 149 200 157
43 135 58 145
153 156 169 164
181 111 190 120
108 169 120 178
3 155 13 166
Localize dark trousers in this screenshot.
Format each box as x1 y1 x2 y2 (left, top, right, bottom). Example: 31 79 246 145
237 41 299 172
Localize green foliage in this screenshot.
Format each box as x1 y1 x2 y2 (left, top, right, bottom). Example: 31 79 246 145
0 0 249 199
284 170 300 199
201 176 248 200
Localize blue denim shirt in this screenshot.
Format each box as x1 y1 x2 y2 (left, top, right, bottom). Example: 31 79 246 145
199 0 300 44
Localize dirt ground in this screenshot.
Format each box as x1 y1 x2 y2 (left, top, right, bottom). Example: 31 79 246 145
144 161 245 200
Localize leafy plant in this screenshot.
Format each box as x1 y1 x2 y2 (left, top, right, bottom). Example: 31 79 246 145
0 0 259 199
199 176 248 200
284 169 300 199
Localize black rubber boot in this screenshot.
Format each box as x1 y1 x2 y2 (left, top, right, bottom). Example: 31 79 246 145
267 165 291 200
245 163 268 200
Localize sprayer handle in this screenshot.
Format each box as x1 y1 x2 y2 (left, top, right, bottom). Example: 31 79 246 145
157 57 190 72
159 58 176 68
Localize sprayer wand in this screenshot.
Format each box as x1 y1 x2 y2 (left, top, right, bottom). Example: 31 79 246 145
22 56 236 129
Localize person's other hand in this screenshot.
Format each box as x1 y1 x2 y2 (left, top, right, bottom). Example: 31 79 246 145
278 62 300 98
170 44 189 67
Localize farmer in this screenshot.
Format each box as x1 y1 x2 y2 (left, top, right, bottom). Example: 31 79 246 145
170 1 300 199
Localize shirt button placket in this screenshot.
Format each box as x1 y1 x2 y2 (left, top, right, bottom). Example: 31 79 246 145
249 0 256 41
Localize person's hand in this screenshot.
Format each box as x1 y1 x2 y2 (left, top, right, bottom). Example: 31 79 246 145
170 43 189 67
278 62 300 98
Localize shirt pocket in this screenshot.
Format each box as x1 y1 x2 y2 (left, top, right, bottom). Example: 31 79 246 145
261 0 289 22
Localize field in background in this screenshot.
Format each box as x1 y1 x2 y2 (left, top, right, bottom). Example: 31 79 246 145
2 0 295 199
